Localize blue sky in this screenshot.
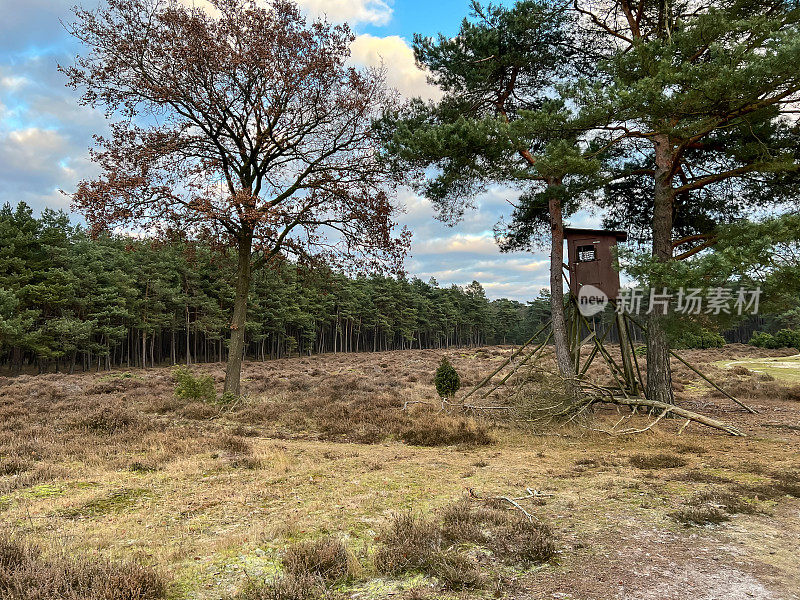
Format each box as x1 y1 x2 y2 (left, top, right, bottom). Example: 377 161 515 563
0 0 599 301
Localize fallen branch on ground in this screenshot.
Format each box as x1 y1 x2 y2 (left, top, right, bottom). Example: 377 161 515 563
557 379 745 437
588 395 744 437
467 487 552 522
590 408 670 435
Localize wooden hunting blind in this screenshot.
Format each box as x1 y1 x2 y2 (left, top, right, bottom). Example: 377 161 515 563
457 225 753 424
565 228 627 299
458 226 752 425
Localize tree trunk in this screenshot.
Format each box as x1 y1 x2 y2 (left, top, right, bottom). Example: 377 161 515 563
647 134 675 404
548 185 578 399
185 303 192 365
224 232 253 397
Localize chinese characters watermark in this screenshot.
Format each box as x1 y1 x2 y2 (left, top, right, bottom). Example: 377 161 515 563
615 287 761 316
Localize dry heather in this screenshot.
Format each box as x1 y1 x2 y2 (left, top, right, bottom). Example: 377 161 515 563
0 345 798 599
0 535 165 599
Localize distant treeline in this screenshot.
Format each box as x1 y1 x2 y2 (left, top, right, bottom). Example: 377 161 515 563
1 203 552 373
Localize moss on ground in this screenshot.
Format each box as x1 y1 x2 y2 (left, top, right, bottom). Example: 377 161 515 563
60 487 150 518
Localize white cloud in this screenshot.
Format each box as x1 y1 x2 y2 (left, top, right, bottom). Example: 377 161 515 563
350 34 441 100
0 75 28 91
297 0 392 25
0 127 69 177
177 0 392 26
414 233 499 255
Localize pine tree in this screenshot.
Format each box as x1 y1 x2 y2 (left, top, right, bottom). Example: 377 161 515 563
434 357 461 400
576 0 800 403
381 0 600 396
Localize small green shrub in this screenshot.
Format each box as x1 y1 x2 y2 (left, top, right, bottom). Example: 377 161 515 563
748 331 776 348
172 366 216 403
434 357 460 400
674 328 725 349
774 328 800 350
749 329 800 350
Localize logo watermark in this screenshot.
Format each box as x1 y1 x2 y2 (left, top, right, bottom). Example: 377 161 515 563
577 284 609 316
614 286 761 316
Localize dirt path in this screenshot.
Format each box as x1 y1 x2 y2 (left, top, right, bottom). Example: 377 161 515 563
524 500 800 600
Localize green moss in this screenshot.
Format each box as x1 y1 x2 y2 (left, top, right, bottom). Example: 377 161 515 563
61 487 149 518
100 371 141 380
68 480 101 490
23 484 64 499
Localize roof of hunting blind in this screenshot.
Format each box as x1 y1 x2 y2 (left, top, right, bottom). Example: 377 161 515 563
563 228 628 242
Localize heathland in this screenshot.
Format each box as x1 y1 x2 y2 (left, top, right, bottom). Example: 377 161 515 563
1 345 798 599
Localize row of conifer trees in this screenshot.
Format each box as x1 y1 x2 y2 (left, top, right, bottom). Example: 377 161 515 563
0 202 553 373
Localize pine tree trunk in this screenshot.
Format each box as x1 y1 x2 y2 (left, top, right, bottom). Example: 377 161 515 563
647 134 675 404
224 232 253 397
185 304 191 365
547 186 578 399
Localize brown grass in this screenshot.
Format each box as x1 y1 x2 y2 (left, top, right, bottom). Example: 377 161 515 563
374 499 555 589
230 574 324 600
629 453 687 470
735 470 800 500
671 488 760 526
229 537 357 599
1 346 799 599
0 535 165 599
281 537 357 584
671 504 731 526
373 511 485 589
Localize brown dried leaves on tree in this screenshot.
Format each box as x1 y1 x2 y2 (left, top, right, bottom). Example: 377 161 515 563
61 0 410 394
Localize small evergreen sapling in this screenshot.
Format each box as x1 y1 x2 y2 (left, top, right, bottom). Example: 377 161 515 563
434 357 461 403
173 366 216 404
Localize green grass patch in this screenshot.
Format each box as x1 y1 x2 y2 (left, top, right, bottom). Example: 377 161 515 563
22 484 64 499
61 487 150 518
717 356 800 383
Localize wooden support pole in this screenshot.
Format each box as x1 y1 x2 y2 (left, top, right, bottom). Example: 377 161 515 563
617 312 639 395
480 330 553 399
623 313 756 414
669 351 758 414
461 320 552 402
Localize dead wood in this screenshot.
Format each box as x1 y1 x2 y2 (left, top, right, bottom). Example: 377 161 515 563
588 395 744 437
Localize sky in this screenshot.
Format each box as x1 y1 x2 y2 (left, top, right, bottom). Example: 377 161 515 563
0 0 600 301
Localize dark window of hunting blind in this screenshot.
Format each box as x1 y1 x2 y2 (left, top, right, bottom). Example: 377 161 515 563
577 244 597 262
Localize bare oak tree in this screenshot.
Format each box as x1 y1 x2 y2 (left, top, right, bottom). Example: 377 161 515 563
62 0 409 395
